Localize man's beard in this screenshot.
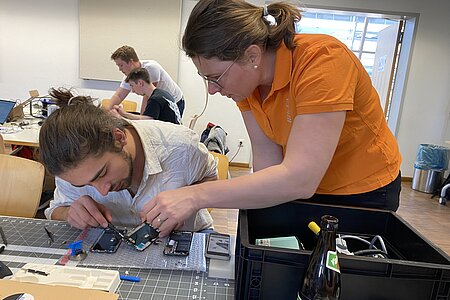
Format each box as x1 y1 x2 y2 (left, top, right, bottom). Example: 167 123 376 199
121 150 133 190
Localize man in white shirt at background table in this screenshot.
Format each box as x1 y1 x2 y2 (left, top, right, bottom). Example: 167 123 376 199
108 45 185 116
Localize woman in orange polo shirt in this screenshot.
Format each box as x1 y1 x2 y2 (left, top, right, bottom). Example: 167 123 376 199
141 0 402 237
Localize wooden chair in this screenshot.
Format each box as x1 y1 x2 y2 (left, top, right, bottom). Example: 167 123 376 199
0 154 45 218
208 152 230 214
210 152 230 180
101 99 138 112
0 134 6 154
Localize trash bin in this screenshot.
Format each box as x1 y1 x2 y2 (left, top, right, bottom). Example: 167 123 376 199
412 168 444 193
412 144 450 193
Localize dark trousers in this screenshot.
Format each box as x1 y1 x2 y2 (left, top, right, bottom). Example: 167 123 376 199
177 98 185 117
308 172 402 211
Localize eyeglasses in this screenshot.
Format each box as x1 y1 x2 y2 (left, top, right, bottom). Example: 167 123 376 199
200 58 238 90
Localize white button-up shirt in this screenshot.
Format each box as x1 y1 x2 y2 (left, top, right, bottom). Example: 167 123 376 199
45 120 217 231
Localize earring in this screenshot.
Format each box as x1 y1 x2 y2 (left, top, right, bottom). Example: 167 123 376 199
253 65 258 69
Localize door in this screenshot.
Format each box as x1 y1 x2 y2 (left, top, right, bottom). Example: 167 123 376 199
371 21 402 117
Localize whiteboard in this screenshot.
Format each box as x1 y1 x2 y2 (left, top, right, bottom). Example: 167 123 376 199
79 0 182 82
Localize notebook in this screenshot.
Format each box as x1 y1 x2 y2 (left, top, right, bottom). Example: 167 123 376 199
0 99 16 124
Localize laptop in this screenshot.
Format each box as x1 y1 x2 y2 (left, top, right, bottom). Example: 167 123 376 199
0 99 16 125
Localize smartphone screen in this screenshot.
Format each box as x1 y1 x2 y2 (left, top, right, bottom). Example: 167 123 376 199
126 223 159 251
206 233 231 260
91 228 124 253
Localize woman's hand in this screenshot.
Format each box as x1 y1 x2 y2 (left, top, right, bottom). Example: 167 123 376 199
140 187 199 237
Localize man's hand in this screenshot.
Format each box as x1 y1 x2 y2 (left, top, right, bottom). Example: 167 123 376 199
107 88 130 110
54 195 113 230
110 104 126 118
140 187 199 237
113 104 126 114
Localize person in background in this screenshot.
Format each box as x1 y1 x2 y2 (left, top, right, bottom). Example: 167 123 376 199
40 87 215 232
141 0 402 237
112 68 181 125
108 45 185 116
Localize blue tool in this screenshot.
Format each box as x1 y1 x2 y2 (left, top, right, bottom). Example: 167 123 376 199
68 240 84 256
67 240 87 261
120 275 141 282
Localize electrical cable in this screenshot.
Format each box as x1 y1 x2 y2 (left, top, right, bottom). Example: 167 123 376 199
369 235 387 254
339 235 373 247
229 144 242 162
353 249 389 258
197 80 209 118
339 234 388 258
189 81 209 129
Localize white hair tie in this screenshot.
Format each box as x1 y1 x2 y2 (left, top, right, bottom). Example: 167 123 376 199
68 96 76 105
263 5 277 26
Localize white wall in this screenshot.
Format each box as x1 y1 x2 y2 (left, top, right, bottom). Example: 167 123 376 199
0 0 252 164
178 0 251 164
1 0 450 176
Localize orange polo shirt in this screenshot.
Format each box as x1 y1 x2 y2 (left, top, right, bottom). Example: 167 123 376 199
237 34 401 195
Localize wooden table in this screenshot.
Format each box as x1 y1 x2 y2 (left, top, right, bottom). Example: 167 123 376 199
1 118 41 147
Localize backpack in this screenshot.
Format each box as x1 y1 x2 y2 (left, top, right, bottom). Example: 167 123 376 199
200 122 229 155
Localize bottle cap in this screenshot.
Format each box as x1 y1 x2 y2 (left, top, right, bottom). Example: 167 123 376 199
308 221 321 235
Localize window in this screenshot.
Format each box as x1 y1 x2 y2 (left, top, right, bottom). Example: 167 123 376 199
265 2 419 135
296 10 401 78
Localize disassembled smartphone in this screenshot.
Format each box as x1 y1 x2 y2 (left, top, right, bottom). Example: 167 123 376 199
163 231 193 256
205 232 231 260
91 227 125 253
125 222 160 251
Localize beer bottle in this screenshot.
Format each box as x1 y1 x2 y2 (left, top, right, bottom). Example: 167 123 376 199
298 215 341 300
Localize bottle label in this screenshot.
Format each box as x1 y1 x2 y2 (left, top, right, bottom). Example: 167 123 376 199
326 250 340 273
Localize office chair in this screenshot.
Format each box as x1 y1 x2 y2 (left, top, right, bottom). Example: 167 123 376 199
101 99 138 112
0 154 45 218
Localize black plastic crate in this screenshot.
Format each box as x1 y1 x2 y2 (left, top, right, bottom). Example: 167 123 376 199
235 201 450 300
